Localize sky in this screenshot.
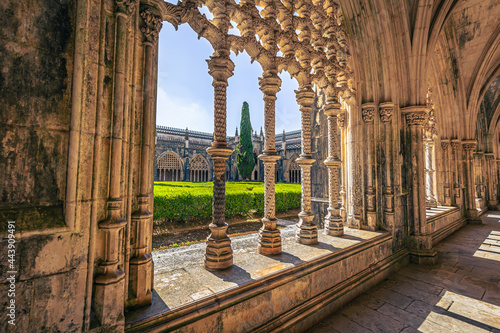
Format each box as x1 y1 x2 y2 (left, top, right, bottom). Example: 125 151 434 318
156 14 302 135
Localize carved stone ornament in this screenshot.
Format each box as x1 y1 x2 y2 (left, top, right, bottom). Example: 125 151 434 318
405 112 428 126
141 9 163 43
337 112 346 128
361 107 375 123
379 107 393 123
116 0 135 14
441 142 449 151
462 142 477 151
451 141 460 151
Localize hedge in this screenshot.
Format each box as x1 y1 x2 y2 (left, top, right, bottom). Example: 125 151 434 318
153 182 301 222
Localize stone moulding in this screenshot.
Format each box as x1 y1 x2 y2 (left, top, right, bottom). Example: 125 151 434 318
125 232 405 332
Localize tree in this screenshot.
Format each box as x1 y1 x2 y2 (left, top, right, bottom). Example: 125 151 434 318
236 101 255 181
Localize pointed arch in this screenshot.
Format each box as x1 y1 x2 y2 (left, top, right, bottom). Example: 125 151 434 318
157 151 183 181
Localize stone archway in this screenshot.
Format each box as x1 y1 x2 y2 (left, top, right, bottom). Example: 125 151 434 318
157 151 183 181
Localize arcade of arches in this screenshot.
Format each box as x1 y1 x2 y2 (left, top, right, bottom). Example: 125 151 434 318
1 0 499 332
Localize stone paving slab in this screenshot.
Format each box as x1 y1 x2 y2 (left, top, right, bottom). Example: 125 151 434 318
152 219 382 310
311 212 500 333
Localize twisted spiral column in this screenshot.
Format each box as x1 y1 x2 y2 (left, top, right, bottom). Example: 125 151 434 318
258 70 282 255
205 53 234 270
324 101 344 236
295 85 317 244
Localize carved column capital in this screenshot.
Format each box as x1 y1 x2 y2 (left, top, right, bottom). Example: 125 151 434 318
485 153 495 160
295 85 315 110
401 106 428 127
116 0 136 14
207 51 235 83
141 9 163 44
441 140 449 151
259 70 281 97
379 102 393 123
451 140 461 151
361 103 376 123
462 140 477 151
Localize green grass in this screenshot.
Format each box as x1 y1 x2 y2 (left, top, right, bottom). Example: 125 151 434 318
154 181 301 222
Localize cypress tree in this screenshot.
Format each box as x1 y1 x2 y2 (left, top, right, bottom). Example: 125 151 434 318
236 101 255 181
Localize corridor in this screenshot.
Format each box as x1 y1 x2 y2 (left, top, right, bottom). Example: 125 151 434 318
312 212 500 333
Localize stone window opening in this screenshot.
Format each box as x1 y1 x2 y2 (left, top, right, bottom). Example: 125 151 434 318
157 151 183 181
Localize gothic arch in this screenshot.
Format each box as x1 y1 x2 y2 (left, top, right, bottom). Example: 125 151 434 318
190 154 210 182
286 153 301 184
157 151 183 181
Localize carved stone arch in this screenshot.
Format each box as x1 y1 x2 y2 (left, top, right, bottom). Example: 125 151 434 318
190 153 210 182
286 153 301 183
157 151 183 181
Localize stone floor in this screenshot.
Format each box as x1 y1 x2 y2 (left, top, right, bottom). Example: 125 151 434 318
311 211 500 333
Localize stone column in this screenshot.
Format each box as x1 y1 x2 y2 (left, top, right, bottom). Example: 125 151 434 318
424 139 438 208
94 0 134 325
361 103 377 230
485 153 498 209
324 101 344 236
128 7 161 308
295 85 318 244
338 111 347 220
451 140 462 206
258 69 282 255
379 103 394 229
441 140 452 206
463 141 481 224
402 107 437 264
205 51 234 270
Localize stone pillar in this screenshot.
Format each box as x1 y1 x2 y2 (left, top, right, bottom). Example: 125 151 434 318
485 153 498 209
94 0 134 326
451 140 462 206
324 101 344 236
379 103 394 229
258 69 282 255
338 111 347 220
402 107 437 265
361 103 377 230
424 139 438 208
295 85 318 244
441 140 452 206
463 141 482 224
204 51 234 270
128 7 162 308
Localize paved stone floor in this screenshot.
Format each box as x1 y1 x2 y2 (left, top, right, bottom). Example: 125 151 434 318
311 211 500 333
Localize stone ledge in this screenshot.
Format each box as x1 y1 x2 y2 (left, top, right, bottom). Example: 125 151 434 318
125 230 395 332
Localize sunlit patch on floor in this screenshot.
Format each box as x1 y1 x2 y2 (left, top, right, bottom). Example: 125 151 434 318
474 231 500 262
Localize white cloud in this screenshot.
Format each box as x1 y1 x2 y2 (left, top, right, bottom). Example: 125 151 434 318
156 87 214 132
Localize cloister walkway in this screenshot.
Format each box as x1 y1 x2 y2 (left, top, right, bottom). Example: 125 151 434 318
311 212 500 333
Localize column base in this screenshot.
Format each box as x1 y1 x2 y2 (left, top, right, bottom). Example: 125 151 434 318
205 223 233 271
443 196 452 206
488 200 499 210
384 212 395 232
466 209 482 224
259 218 282 255
409 249 439 265
324 209 344 236
366 211 377 231
128 255 153 308
408 234 438 265
296 211 318 245
94 279 126 327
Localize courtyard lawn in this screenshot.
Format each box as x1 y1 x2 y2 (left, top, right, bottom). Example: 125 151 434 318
153 181 301 222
